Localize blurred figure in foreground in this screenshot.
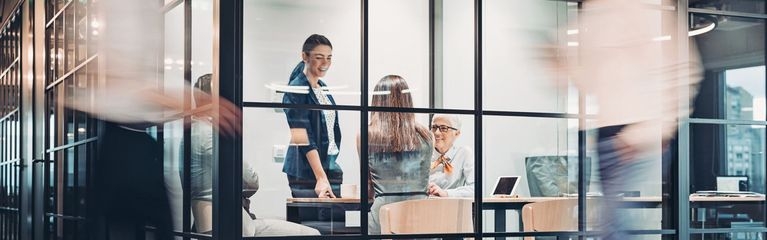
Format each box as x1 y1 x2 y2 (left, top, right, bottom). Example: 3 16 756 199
67 1 241 239
572 0 703 239
191 74 319 236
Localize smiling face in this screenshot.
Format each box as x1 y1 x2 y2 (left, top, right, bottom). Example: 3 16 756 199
431 117 460 154
302 44 332 81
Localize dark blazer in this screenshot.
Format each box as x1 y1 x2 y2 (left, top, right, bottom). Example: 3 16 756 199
282 62 343 180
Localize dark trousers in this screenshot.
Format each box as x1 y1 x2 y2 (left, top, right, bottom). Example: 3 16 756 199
88 122 173 240
287 174 346 222
597 124 635 240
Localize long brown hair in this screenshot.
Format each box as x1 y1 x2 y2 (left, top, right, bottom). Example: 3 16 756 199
368 75 432 152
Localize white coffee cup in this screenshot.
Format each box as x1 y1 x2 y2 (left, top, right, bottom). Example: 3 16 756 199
340 183 358 198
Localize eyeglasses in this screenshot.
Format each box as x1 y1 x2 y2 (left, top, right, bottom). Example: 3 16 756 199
430 125 458 133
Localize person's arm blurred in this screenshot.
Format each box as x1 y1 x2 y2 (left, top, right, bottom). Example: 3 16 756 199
69 82 241 137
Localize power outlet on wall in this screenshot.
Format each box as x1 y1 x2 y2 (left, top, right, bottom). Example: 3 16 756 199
273 145 287 163
271 91 284 113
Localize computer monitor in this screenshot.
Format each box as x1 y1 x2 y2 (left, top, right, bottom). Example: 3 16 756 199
716 175 748 192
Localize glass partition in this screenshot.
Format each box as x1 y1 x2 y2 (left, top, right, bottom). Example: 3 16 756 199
482 0 576 113
690 122 766 229
691 15 765 121
242 0 362 106
242 107 362 237
482 116 579 233
689 14 767 232
690 0 765 15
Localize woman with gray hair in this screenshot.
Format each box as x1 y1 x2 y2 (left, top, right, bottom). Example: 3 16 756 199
427 114 475 197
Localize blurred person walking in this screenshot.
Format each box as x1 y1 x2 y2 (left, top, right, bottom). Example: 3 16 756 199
68 0 242 239
572 0 703 239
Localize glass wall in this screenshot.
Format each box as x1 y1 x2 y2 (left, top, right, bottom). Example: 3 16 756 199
43 0 99 238
236 0 690 239
688 12 767 236
1 0 766 239
0 9 21 240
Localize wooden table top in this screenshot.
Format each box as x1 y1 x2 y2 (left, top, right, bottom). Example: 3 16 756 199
287 195 765 204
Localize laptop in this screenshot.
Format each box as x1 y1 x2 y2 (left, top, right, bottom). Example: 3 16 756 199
492 176 521 197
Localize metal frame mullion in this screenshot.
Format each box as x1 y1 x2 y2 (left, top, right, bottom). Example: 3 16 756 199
213 0 243 239
182 0 193 238
359 0 370 236
473 0 483 239
677 0 691 239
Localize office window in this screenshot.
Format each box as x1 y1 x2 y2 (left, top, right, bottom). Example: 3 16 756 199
690 0 765 15
688 14 766 231
242 107 363 237
482 116 582 233
482 0 576 113
43 0 99 238
0 10 21 240
242 0 362 106
691 15 765 121
690 122 766 229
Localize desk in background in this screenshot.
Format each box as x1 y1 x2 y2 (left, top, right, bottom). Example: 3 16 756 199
286 196 765 237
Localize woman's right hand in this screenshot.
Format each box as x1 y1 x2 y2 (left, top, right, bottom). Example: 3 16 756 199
315 179 336 198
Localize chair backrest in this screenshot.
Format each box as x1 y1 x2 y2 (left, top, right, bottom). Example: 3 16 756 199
379 198 473 234
521 199 602 240
192 200 213 233
525 156 591 197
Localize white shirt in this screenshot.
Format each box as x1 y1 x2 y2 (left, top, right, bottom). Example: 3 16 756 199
312 87 339 155
428 146 475 197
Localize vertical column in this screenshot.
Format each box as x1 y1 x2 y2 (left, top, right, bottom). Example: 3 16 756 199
213 0 243 239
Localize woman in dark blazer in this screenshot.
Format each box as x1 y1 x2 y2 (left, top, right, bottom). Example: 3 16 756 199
283 34 343 203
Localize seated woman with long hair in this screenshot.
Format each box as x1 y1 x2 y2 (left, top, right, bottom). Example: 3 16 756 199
357 75 434 234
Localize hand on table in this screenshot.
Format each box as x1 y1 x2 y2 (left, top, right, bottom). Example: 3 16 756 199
427 182 448 197
315 179 336 198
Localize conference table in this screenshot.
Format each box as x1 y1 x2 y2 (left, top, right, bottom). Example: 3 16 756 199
286 195 765 236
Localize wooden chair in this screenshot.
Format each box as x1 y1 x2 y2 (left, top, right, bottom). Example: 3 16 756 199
379 198 474 235
192 200 213 233
521 199 602 240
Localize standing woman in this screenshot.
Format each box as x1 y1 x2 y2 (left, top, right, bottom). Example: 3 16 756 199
283 34 343 201
358 75 434 234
